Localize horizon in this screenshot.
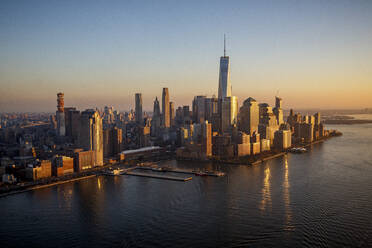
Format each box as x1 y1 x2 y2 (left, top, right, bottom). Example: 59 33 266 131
1 0 372 112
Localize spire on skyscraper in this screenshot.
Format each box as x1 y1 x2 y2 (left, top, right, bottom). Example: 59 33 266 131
224 34 226 57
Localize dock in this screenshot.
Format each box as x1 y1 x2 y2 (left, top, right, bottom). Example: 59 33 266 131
125 171 192 181
104 165 224 181
138 167 225 177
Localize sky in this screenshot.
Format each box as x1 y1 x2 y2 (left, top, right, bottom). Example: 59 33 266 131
0 0 371 112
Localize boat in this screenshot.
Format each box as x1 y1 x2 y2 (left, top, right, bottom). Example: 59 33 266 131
206 171 226 177
105 169 122 176
289 147 307 153
195 171 207 176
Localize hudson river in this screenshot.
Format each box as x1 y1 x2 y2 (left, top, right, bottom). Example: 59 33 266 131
1 123 372 247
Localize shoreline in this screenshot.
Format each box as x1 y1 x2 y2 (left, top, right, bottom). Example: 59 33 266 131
324 120 372 125
0 175 96 198
0 157 173 198
0 134 341 198
177 134 341 166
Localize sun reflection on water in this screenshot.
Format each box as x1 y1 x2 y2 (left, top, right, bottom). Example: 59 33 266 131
283 155 294 231
260 166 272 212
97 177 102 190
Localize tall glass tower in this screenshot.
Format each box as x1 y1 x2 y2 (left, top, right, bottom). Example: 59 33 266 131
218 35 231 99
162 88 170 128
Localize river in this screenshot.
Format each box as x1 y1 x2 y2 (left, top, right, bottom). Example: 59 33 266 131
1 123 372 247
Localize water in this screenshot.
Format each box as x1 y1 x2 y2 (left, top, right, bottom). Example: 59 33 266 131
1 124 372 247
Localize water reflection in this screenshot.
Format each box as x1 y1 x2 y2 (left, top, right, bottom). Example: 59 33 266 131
260 166 272 212
283 155 294 231
113 175 120 185
97 177 102 190
57 184 73 211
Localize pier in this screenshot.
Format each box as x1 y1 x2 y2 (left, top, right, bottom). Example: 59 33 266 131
137 167 225 177
125 171 192 181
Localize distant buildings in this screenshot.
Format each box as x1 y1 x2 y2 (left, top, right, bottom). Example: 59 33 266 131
288 110 325 144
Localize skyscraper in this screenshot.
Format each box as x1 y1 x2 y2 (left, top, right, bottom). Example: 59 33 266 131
162 88 170 128
103 127 123 158
238 97 259 135
192 96 206 123
56 92 66 136
205 96 220 132
65 108 80 143
135 93 143 125
273 96 284 125
221 96 238 134
169 101 175 127
205 96 219 122
78 109 103 166
151 97 161 137
201 121 212 157
218 35 231 99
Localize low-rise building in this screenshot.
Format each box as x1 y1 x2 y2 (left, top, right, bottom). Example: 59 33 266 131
251 142 260 155
260 139 271 152
74 150 95 172
236 143 251 156
52 156 74 177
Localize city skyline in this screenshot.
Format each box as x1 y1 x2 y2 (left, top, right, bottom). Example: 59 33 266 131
1 0 372 112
